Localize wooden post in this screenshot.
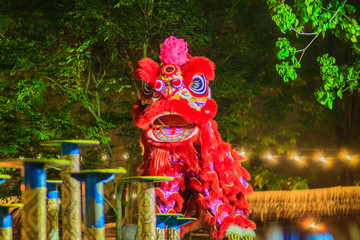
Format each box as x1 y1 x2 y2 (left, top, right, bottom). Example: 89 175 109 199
138 181 157 240
0 158 70 240
46 180 62 240
41 140 99 240
120 176 174 240
71 169 126 240
0 204 22 240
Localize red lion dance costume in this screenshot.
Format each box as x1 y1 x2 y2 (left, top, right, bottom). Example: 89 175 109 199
132 36 256 240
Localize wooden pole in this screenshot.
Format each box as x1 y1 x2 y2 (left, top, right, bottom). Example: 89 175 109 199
46 181 62 240
137 182 156 240
22 162 47 240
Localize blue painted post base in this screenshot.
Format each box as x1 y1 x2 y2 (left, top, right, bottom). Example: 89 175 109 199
0 204 23 240
0 206 12 240
0 159 68 240
41 139 100 240
46 180 62 240
71 169 125 240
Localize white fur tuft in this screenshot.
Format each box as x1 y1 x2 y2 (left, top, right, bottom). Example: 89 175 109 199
226 225 256 238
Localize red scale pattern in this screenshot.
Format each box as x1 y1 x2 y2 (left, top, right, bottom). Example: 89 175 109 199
139 120 255 239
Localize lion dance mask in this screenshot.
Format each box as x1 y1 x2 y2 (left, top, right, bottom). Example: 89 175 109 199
132 36 256 240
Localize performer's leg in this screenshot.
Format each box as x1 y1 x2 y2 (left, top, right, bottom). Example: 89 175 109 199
189 173 256 240
155 161 187 214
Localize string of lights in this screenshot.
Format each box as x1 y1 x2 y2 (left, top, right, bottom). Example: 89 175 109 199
238 148 359 167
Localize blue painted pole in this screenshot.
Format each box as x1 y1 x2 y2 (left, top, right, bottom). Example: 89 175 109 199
0 203 23 240
71 171 116 240
166 217 196 240
0 158 69 240
60 143 82 240
46 181 62 240
22 162 47 240
84 175 106 229
0 175 12 239
41 140 99 240
0 206 12 240
156 222 166 240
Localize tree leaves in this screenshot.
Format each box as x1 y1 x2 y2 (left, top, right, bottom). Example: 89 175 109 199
275 38 300 82
251 165 309 191
267 0 360 109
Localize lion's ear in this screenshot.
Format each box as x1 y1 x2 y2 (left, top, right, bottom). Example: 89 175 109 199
133 58 160 85
181 57 215 85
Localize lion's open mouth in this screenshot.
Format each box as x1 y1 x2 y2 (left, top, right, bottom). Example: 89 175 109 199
147 112 199 143
152 112 194 127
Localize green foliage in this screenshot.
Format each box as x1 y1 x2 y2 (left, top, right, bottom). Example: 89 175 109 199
354 174 360 186
267 0 360 109
276 38 300 82
267 0 299 33
251 165 309 191
315 53 359 109
0 0 210 158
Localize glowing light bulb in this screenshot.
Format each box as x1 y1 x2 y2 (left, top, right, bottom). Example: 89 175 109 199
311 223 316 229
294 156 300 161
320 157 325 162
19 156 24 160
346 155 351 160
267 155 272 160
123 153 129 160
102 155 107 160
240 151 246 157
132 193 137 199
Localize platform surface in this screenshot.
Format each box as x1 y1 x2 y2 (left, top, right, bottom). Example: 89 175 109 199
156 213 183 224
0 174 11 179
120 176 174 183
41 139 100 147
46 180 63 184
0 203 23 208
75 168 126 174
0 158 71 169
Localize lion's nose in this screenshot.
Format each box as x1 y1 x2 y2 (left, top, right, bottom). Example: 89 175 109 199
165 85 174 98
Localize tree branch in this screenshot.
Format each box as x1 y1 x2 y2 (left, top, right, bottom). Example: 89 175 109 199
87 106 101 122
329 0 347 23
44 76 75 92
292 28 317 36
296 34 319 63
104 196 118 215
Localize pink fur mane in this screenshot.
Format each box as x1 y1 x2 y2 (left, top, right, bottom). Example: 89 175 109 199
159 36 189 66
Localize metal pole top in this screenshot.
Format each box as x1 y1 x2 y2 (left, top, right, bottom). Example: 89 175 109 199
120 176 174 183
0 158 71 169
70 168 126 183
41 139 100 147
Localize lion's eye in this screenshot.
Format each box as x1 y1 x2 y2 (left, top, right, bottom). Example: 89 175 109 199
189 75 207 95
143 82 153 96
161 64 177 76
154 79 165 92
172 78 183 89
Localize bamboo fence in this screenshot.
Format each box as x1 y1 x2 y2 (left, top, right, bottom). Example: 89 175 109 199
246 186 360 222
